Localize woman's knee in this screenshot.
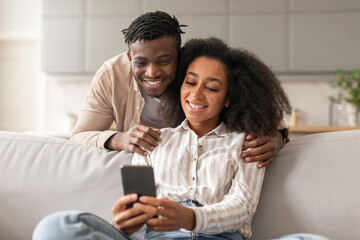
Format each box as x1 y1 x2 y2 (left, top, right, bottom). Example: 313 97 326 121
32 210 85 240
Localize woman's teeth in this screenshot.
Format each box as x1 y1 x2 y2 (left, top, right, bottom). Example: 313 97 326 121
189 102 206 109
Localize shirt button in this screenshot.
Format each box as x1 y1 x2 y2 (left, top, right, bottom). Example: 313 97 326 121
193 157 196 162
192 177 195 181
137 106 140 110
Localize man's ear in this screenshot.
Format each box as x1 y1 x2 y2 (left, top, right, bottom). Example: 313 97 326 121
225 98 230 107
127 51 131 62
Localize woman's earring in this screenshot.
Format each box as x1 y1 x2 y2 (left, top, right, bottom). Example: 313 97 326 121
225 100 230 107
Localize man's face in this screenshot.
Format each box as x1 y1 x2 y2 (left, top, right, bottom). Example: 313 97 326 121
127 36 178 98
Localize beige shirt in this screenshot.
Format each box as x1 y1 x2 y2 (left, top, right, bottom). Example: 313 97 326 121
132 120 265 238
71 52 145 148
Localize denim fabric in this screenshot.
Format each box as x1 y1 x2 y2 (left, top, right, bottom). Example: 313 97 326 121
32 207 329 240
32 210 131 240
143 200 244 240
273 233 330 240
144 230 244 240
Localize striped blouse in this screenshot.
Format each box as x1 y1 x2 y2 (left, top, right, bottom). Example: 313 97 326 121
132 120 265 238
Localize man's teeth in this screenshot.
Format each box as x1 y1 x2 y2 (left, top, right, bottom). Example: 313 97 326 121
189 102 206 109
146 81 162 86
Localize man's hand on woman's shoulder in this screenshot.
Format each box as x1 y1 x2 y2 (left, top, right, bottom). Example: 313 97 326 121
105 124 161 155
241 131 286 168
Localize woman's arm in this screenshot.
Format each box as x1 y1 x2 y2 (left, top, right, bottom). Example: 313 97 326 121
191 160 265 234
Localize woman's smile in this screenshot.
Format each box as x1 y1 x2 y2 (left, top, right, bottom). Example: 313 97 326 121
186 101 208 111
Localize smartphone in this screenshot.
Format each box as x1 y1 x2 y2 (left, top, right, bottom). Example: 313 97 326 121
120 165 156 209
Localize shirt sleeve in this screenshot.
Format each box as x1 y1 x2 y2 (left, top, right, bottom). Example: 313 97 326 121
191 147 265 234
71 66 117 149
132 152 151 166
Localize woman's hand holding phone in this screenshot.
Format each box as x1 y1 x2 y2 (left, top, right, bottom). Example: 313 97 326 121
134 196 196 231
111 193 154 235
116 165 195 233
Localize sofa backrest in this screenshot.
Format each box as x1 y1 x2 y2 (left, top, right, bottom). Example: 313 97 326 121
0 131 131 240
251 130 360 240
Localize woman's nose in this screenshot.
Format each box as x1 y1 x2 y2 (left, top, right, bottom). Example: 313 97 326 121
145 64 160 78
191 85 204 99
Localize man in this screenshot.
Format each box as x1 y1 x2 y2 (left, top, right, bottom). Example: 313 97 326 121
71 11 288 168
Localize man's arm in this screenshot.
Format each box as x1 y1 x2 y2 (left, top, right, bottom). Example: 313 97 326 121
72 107 161 154
71 60 161 153
241 128 289 168
71 66 120 149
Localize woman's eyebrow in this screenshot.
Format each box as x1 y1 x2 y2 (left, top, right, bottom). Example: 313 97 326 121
187 72 222 85
207 77 222 85
187 72 198 77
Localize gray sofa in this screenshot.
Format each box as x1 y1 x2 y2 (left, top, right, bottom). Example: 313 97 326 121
1 130 360 240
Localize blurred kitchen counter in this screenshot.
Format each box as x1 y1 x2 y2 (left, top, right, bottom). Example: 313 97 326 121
290 125 360 139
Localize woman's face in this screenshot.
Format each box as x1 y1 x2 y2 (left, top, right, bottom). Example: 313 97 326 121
181 56 230 135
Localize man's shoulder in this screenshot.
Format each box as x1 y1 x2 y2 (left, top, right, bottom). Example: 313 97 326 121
94 52 133 85
103 52 131 71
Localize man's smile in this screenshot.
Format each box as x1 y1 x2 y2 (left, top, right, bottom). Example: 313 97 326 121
142 79 165 88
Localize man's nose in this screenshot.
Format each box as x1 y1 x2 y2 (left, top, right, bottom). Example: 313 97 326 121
145 64 160 78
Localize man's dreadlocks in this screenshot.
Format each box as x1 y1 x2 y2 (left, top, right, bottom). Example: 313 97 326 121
122 11 186 49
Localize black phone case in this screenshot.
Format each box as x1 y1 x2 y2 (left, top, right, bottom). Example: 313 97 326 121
120 165 156 208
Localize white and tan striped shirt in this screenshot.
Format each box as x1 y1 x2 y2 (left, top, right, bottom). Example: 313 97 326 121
132 120 265 238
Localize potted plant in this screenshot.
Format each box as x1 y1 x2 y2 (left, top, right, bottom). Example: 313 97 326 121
329 68 360 126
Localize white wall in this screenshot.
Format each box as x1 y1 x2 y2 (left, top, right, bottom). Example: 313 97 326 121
2 0 359 134
42 0 360 135
0 0 41 132
41 0 360 74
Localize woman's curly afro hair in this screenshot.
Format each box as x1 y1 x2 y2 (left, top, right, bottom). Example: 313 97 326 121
160 37 292 136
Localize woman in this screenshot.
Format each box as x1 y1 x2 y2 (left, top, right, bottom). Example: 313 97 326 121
33 38 325 240
114 37 291 239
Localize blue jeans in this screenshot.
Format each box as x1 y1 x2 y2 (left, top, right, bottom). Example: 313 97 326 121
32 202 329 240
32 210 132 240
32 200 243 240
273 234 330 240
143 200 244 240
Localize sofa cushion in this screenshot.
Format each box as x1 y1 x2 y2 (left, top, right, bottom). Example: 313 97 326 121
0 131 132 240
251 130 360 240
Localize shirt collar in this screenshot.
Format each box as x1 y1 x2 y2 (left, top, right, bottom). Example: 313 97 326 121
132 76 141 93
139 84 161 102
180 119 229 137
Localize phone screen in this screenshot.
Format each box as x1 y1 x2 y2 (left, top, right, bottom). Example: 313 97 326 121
120 165 156 208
